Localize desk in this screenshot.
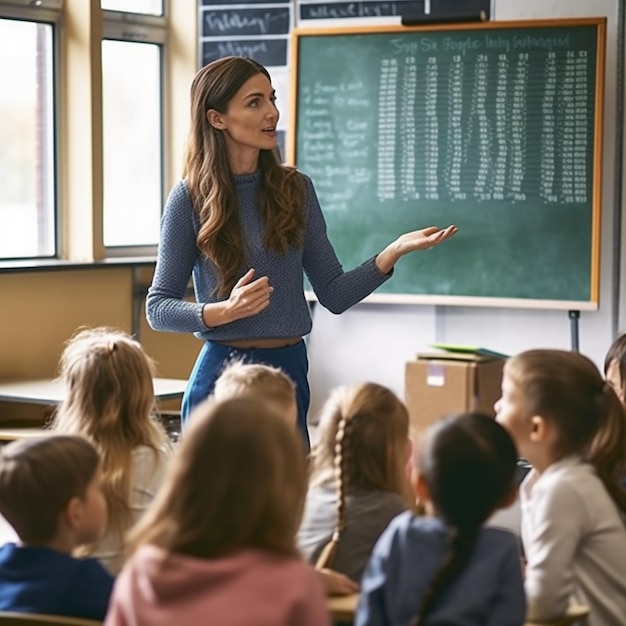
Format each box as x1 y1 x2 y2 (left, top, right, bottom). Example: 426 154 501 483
0 378 188 405
326 594 589 626
327 594 358 622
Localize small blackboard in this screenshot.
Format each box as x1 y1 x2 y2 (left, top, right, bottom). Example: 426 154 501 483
289 18 605 309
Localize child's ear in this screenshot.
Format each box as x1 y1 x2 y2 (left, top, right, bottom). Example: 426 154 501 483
206 109 226 130
529 415 547 442
62 496 83 531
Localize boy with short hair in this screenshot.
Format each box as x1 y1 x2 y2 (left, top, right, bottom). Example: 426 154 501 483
0 435 113 620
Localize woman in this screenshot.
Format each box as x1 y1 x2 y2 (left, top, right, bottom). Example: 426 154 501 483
146 56 457 449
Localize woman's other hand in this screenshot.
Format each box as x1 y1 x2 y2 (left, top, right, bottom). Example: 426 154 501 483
226 268 273 321
201 268 273 328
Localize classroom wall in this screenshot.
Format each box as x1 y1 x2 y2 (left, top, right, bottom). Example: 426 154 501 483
306 0 624 419
0 270 200 422
1 0 622 427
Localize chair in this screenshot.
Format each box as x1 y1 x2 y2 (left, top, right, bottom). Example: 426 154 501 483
0 613 101 626
524 604 590 626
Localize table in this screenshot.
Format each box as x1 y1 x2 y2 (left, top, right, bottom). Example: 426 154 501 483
0 377 188 405
326 594 589 626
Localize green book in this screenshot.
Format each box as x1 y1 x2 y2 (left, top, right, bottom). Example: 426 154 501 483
429 343 510 359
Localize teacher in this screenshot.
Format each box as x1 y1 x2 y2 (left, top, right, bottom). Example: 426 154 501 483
146 56 457 450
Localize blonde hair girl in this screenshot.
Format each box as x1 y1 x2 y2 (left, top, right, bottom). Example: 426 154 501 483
496 349 626 626
297 382 413 583
213 360 297 427
106 398 330 626
51 327 172 574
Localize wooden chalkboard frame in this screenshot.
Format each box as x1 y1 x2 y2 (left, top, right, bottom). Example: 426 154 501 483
288 18 606 310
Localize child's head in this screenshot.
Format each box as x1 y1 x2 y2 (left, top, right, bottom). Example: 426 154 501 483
496 349 626 511
53 326 157 438
0 435 106 549
310 382 412 567
52 326 170 540
213 360 297 428
604 334 626 404
127 397 307 559
417 412 518 528
413 412 518 623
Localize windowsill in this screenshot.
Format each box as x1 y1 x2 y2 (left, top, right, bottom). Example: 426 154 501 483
0 256 156 274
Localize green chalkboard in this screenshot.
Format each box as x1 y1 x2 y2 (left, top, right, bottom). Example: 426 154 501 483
289 18 605 309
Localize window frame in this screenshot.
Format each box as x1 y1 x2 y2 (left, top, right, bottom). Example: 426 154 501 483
0 0 197 268
101 6 167 257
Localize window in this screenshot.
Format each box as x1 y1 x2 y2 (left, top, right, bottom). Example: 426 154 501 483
0 0 194 264
0 16 55 259
102 6 166 252
102 40 162 247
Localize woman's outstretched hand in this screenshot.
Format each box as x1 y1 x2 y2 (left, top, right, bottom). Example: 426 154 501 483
375 225 458 275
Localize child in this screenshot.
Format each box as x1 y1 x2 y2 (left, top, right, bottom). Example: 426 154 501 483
356 413 525 626
496 349 626 626
213 359 297 428
297 382 413 583
0 435 113 620
50 326 173 575
604 332 626 403
105 397 330 626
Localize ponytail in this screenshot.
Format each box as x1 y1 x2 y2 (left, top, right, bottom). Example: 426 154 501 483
590 385 626 515
414 523 481 624
315 412 354 570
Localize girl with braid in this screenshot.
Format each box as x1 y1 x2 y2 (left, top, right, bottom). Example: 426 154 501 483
496 349 626 626
356 412 525 626
297 382 413 583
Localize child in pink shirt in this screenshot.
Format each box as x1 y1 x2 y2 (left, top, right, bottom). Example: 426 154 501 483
105 397 330 626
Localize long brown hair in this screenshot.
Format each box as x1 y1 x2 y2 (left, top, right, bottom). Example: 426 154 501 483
310 382 412 569
51 327 171 545
506 349 626 514
183 56 306 298
127 397 308 559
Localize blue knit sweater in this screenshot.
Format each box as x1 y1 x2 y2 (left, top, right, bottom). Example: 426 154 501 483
146 171 391 341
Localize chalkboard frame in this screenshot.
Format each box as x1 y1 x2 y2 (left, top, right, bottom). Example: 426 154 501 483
288 18 606 310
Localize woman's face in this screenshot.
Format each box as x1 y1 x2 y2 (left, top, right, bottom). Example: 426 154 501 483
208 72 279 157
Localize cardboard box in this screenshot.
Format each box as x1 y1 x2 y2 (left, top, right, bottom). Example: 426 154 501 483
405 352 505 437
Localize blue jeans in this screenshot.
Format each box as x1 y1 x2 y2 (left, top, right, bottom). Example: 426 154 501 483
182 340 311 451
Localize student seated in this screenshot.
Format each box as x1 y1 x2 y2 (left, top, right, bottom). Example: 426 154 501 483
212 360 298 428
356 413 525 626
0 435 113 621
50 326 173 574
298 382 413 583
497 349 626 626
105 398 330 626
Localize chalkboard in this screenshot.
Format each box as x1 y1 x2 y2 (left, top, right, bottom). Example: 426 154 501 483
288 19 606 309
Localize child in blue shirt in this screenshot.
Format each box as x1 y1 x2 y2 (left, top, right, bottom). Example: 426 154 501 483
356 412 525 626
0 435 113 620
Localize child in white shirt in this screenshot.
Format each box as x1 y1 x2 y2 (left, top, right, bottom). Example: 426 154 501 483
496 348 626 626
